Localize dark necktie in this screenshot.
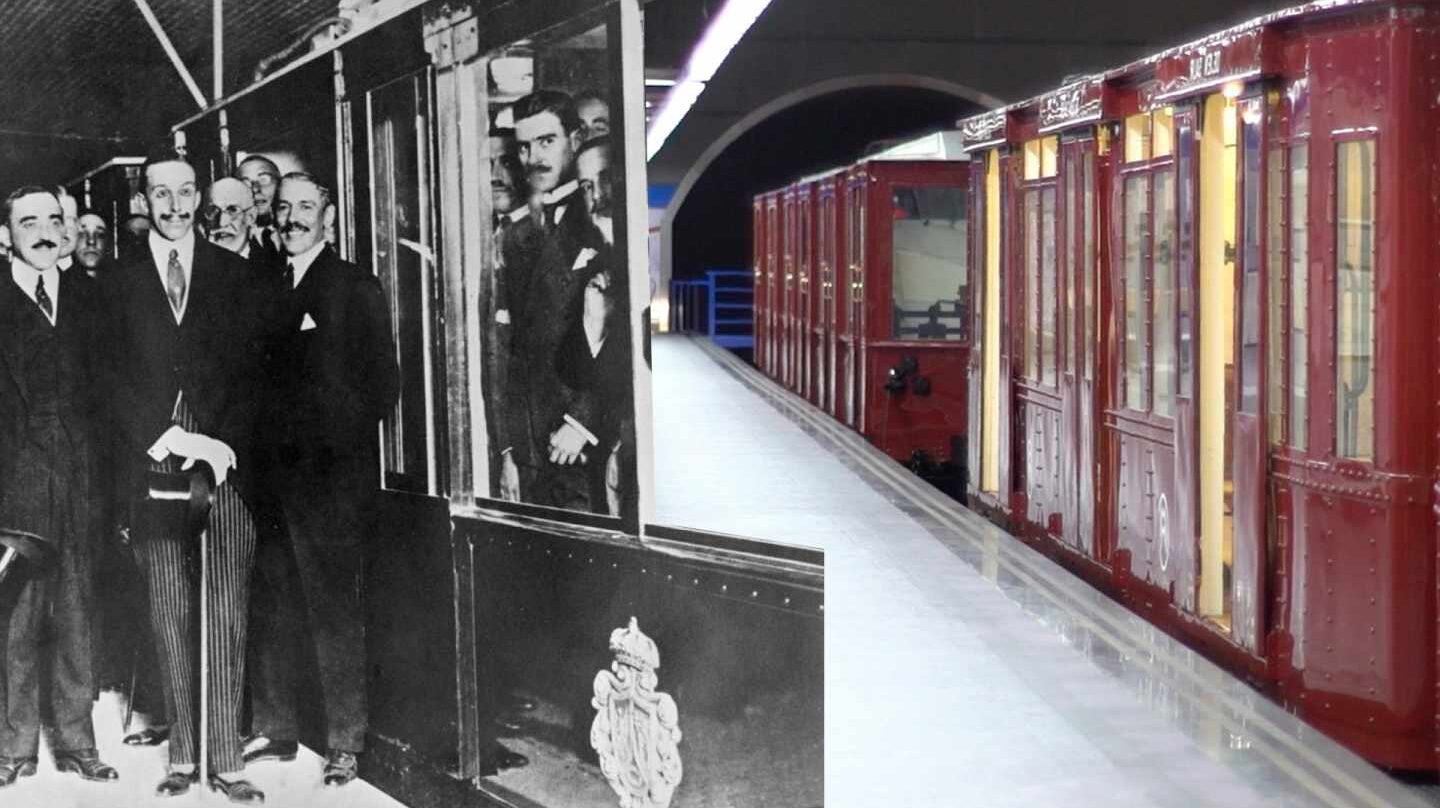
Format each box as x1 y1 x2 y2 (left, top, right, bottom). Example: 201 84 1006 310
34 275 52 320
166 248 186 316
282 260 295 290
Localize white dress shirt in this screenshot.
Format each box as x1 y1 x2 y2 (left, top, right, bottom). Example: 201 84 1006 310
148 228 196 324
10 258 59 326
285 241 326 289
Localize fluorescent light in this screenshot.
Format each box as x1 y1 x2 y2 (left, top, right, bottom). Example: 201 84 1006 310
646 0 773 161
645 78 677 87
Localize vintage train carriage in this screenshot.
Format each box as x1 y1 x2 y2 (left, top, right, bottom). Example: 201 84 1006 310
841 137 972 478
964 0 1440 770
155 1 823 806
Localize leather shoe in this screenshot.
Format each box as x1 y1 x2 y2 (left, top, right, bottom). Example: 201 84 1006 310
209 774 265 805
155 769 199 797
123 727 169 746
242 736 298 765
54 748 118 781
322 749 359 787
0 756 36 788
481 744 529 775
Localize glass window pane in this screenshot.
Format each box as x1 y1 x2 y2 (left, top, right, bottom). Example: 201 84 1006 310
1065 156 1077 375
1336 139 1375 460
1238 104 1262 414
1083 150 1095 382
1289 145 1308 451
1124 174 1149 410
1176 114 1195 397
1266 146 1285 445
1153 169 1176 417
1025 189 1039 381
890 186 967 340
1041 187 1057 385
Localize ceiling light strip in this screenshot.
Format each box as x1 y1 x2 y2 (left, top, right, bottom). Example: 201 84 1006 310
645 0 774 161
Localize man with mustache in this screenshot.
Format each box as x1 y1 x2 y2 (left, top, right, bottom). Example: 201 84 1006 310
0 186 117 788
497 88 604 510
244 172 396 788
203 178 259 261
74 213 111 278
235 155 282 263
102 149 269 803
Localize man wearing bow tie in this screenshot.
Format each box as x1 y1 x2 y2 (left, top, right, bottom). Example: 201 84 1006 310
498 89 605 510
102 150 269 803
0 186 117 788
244 172 396 788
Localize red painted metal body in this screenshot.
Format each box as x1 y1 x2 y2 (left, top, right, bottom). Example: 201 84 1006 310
960 0 1440 771
850 159 972 466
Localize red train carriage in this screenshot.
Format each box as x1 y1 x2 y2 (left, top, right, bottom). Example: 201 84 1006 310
847 139 972 481
752 188 783 376
963 0 1440 770
814 169 849 419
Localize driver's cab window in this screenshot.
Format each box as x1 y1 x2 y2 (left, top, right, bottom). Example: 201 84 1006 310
890 185 967 340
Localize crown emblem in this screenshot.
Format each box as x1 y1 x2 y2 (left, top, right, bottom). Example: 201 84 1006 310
609 616 660 672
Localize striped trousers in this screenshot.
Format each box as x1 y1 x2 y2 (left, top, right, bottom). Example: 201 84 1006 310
137 405 256 775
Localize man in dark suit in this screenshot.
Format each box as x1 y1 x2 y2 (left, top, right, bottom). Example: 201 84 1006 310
0 186 118 787
498 89 607 511
103 151 268 804
243 172 397 787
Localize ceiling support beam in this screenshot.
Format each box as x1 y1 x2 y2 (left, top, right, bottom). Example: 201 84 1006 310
212 0 223 101
132 0 209 110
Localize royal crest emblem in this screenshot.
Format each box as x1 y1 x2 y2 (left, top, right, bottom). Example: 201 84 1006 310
591 617 683 808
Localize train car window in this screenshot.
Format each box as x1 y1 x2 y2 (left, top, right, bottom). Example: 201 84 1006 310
1040 187 1057 385
1335 139 1375 461
1153 168 1177 417
1176 111 1195 398
1041 136 1059 178
370 71 439 494
1064 156 1078 375
1123 174 1150 410
1024 189 1040 380
471 13 639 517
1238 102 1263 415
890 186 967 341
1152 108 1175 158
1289 144 1308 451
1083 150 1095 383
1125 113 1151 163
970 169 987 360
1266 146 1286 445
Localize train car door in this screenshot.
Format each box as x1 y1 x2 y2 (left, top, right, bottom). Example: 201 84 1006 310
752 197 766 373
1059 137 1098 555
781 190 796 389
841 171 867 429
797 187 814 401
816 182 836 414
765 194 779 378
1195 90 1266 652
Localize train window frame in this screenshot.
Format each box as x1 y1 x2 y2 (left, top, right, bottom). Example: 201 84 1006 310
888 184 969 342
1237 95 1264 417
1333 135 1376 463
1118 106 1178 418
1288 140 1309 452
1021 139 1059 388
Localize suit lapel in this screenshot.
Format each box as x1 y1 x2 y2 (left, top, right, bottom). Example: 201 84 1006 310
0 278 36 405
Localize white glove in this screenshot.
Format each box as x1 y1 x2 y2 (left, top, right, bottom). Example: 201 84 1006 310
548 423 589 466
164 429 237 487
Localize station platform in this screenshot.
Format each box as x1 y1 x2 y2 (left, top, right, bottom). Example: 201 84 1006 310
652 333 1439 808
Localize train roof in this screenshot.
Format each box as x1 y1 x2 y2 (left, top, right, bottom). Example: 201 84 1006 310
955 0 1434 149
858 130 967 163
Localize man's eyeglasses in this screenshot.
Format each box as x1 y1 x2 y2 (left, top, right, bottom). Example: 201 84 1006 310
202 204 253 228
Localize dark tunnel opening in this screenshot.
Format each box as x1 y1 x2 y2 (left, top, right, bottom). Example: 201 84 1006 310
670 84 985 282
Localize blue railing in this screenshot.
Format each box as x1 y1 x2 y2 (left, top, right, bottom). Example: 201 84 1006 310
669 269 754 350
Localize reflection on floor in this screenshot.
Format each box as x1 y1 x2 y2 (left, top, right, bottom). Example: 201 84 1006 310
652 334 1438 808
13 691 404 808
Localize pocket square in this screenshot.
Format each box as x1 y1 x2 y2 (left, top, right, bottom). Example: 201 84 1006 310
300 313 318 331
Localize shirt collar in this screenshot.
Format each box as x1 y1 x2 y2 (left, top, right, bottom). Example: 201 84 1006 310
542 180 579 207
148 227 196 270
286 241 327 288
10 257 60 320
57 256 73 271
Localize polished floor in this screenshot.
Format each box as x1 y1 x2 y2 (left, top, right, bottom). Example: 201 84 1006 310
9 691 403 808
651 334 1439 808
